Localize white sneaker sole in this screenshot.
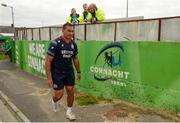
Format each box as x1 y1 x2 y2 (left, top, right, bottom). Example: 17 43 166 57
66 115 76 121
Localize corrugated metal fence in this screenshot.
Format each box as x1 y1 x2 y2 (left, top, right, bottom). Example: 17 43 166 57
15 16 180 42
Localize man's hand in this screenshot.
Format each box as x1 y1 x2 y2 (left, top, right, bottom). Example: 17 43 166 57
47 78 53 87
77 73 81 81
92 17 97 23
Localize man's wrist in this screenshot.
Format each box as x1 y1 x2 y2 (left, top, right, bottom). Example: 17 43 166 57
77 71 81 74
47 76 51 80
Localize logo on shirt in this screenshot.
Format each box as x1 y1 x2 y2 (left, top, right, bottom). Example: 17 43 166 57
51 46 54 49
53 84 58 88
61 50 74 58
71 44 74 49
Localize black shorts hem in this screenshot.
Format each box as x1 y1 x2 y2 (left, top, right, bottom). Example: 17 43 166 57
64 83 75 86
53 87 64 90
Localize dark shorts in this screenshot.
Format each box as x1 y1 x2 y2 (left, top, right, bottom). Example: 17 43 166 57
52 72 75 90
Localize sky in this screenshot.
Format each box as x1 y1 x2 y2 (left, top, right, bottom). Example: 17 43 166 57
0 0 180 27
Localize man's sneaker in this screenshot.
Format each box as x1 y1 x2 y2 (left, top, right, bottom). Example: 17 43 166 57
51 99 58 112
66 111 76 121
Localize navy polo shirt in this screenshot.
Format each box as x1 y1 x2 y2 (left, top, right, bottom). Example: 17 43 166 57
47 37 78 75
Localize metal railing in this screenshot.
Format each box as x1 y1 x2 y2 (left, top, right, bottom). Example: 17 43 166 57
15 16 180 42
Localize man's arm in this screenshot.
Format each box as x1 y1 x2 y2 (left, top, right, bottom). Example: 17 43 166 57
45 55 54 87
73 55 81 81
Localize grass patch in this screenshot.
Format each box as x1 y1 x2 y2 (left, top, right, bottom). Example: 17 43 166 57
75 90 113 106
0 54 8 60
76 95 98 105
97 96 113 103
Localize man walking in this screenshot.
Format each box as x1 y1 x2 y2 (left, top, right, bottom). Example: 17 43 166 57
45 22 81 121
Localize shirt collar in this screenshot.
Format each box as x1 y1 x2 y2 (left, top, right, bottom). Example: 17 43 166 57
60 36 71 44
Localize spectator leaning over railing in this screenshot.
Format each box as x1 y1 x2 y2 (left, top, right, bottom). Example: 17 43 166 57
78 3 92 23
67 8 80 24
88 3 106 23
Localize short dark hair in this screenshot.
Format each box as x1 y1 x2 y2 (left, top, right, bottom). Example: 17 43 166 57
63 22 73 30
83 3 88 7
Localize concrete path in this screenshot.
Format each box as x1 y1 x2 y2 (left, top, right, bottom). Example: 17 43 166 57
0 99 18 122
0 61 113 122
0 60 179 122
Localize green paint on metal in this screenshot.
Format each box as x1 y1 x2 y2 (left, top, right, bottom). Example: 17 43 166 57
0 36 12 41
13 40 50 76
0 36 13 55
12 40 180 112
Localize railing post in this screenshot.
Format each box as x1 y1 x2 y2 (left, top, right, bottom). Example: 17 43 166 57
31 28 33 40
114 22 117 42
84 24 87 40
49 27 52 40
39 28 41 40
158 19 162 41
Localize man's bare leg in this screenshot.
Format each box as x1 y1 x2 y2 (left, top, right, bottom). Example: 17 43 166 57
65 86 76 120
52 89 64 112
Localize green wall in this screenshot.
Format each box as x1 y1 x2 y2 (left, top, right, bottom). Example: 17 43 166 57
14 41 50 76
13 40 180 112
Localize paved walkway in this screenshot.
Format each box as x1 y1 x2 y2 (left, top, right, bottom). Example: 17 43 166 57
0 99 18 122
0 60 179 122
0 61 113 122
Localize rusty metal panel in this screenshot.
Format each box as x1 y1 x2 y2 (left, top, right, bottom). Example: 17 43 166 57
17 30 23 40
40 28 50 40
51 27 62 40
116 20 159 41
86 23 115 41
33 29 40 40
161 18 180 42
74 25 85 40
27 29 32 41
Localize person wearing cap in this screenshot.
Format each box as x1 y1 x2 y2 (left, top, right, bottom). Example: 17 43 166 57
67 8 80 24
78 3 92 23
88 3 106 23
